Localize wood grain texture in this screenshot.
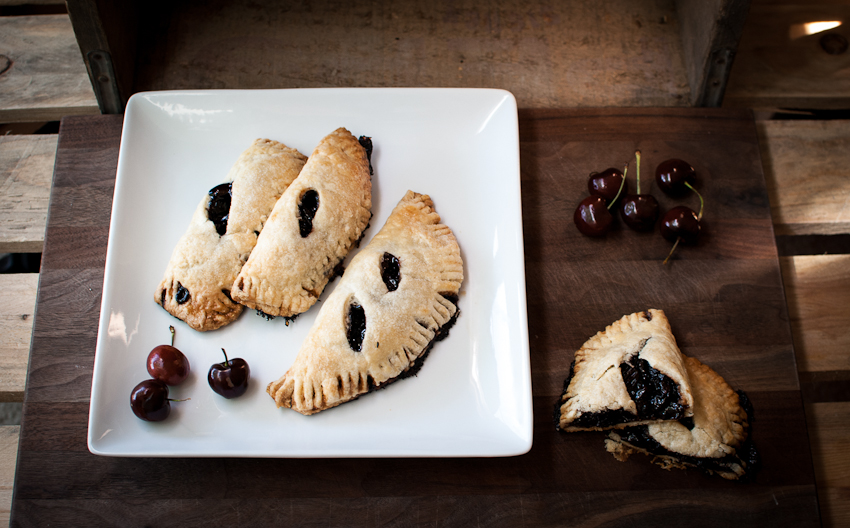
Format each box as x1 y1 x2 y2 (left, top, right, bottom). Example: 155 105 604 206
807 402 850 528
724 1 850 110
10 112 819 526
0 274 38 403
131 0 691 108
758 120 850 236
0 425 19 528
0 15 98 123
0 135 56 253
780 254 850 373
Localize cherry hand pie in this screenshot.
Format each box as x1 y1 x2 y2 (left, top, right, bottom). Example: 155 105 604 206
605 355 760 480
267 190 463 415
232 128 372 319
156 139 307 331
556 309 694 432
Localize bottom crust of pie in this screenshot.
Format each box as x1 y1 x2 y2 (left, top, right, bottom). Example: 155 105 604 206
604 391 760 481
269 298 460 415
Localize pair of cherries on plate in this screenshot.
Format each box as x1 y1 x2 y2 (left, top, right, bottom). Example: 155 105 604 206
130 326 251 422
574 152 703 262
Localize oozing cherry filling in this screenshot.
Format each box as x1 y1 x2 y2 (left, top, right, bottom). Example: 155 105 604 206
381 253 401 292
298 189 320 238
555 352 685 430
620 356 685 420
346 302 366 352
208 183 232 236
175 282 190 304
358 136 373 175
614 393 759 477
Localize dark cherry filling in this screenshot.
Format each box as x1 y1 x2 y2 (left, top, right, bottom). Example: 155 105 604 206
298 189 320 238
381 253 401 292
330 260 346 282
620 356 685 420
554 351 685 430
346 302 367 352
175 282 190 304
208 183 232 236
614 391 760 478
358 135 373 175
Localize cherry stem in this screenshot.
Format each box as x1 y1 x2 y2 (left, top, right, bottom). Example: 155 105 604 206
607 162 628 211
635 150 641 194
221 348 230 366
169 325 176 347
663 237 682 265
685 181 704 220
168 397 191 402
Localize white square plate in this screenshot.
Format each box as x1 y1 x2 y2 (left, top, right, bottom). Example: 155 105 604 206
87 88 531 457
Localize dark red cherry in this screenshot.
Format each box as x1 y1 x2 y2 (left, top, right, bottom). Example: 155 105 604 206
147 345 190 385
588 168 628 205
146 326 190 385
130 379 171 422
656 159 696 196
661 206 701 244
208 348 250 399
620 194 660 231
574 195 613 237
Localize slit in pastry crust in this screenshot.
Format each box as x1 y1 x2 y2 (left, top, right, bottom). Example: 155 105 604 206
156 139 307 331
267 190 464 415
231 128 373 318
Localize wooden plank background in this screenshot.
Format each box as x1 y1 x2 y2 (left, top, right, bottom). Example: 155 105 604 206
131 0 692 109
0 15 98 123
724 0 850 110
0 135 56 253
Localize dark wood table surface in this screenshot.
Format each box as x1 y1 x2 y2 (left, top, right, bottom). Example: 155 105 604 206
11 109 820 526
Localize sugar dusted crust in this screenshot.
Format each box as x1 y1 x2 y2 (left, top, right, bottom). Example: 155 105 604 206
232 128 372 318
268 191 464 415
156 139 307 331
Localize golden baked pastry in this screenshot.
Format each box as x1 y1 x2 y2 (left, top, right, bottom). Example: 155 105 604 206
268 191 464 415
156 139 307 331
231 128 372 319
556 309 694 431
605 355 760 480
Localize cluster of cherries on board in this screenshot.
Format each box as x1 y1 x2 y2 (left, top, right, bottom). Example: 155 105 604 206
573 151 704 264
130 326 251 422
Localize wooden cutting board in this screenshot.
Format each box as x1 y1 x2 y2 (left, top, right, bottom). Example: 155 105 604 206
11 109 820 526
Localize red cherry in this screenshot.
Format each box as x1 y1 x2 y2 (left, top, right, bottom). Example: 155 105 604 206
574 195 613 237
656 159 696 196
130 379 171 422
662 184 705 265
620 194 660 231
588 168 628 205
660 206 701 244
208 348 250 399
620 150 660 231
146 326 190 385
